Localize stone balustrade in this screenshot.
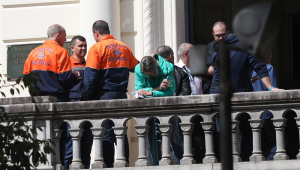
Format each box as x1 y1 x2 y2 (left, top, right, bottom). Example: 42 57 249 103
2 90 300 170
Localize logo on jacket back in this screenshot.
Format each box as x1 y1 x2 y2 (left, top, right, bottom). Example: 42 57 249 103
31 51 51 65
37 52 45 60
114 48 122 57
109 47 127 61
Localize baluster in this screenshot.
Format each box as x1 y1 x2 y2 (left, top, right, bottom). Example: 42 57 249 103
69 128 84 169
201 121 218 163
273 118 289 160
232 121 242 162
113 126 129 167
53 129 64 170
135 125 150 166
158 123 174 165
295 117 300 159
249 119 265 161
180 123 195 165
91 127 106 169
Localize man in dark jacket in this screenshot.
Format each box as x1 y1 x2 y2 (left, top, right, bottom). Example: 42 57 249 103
209 32 282 161
157 45 191 164
157 45 191 96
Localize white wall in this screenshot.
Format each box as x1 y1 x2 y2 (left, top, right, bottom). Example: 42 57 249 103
0 0 81 98
163 0 185 63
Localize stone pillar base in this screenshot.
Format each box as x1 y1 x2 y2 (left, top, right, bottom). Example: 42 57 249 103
56 164 64 170
92 162 107 169
69 163 84 169
203 156 218 163
180 157 195 165
233 155 242 162
114 161 129 167
274 153 289 160
250 154 265 162
297 154 300 159
159 158 173 165
135 159 150 167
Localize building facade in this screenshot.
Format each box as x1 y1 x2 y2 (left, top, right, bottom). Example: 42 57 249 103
0 0 185 98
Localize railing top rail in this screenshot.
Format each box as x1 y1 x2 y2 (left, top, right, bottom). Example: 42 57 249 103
1 90 300 118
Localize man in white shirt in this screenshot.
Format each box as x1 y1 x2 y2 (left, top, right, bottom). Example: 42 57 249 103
175 43 203 95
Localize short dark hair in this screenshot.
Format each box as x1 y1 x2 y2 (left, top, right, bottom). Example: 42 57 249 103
212 21 228 32
92 20 110 35
71 35 86 46
157 45 174 59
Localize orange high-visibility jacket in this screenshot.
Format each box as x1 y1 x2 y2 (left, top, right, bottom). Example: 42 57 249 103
23 40 76 98
83 35 138 100
69 56 85 99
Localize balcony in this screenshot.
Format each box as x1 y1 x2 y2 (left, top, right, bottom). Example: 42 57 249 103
1 90 300 170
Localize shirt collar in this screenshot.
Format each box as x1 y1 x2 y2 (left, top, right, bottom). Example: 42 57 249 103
43 40 60 46
100 35 115 41
175 59 186 68
71 55 86 65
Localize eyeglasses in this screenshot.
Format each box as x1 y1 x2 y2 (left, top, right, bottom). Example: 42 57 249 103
213 32 228 38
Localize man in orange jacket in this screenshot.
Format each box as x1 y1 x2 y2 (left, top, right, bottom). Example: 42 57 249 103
83 20 139 167
23 24 76 102
69 35 87 101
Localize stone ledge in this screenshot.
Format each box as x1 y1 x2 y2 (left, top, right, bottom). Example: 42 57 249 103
69 159 300 170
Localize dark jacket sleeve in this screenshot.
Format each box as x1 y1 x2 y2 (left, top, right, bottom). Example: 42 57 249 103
83 67 100 100
179 70 191 96
174 66 191 96
248 54 269 79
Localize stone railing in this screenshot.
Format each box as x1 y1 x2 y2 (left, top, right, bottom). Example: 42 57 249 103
1 90 300 170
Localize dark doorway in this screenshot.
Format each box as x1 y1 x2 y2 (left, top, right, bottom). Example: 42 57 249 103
186 0 300 90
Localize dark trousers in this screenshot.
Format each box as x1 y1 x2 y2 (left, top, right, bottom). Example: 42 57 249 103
60 122 93 169
97 91 129 168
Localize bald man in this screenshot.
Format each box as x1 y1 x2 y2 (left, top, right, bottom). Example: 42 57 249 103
23 24 76 102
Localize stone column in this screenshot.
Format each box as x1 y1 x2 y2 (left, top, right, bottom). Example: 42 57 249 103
91 127 106 169
158 123 173 165
295 117 300 159
249 119 265 161
53 129 64 170
134 125 150 166
232 121 242 162
80 0 121 50
113 126 129 167
201 122 218 163
69 128 84 169
273 118 289 160
180 123 195 165
143 0 153 55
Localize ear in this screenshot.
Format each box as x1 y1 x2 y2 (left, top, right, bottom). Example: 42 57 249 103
184 51 188 57
70 46 74 51
94 31 100 38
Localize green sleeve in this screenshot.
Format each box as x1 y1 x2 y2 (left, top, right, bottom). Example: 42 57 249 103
152 72 176 97
135 69 153 91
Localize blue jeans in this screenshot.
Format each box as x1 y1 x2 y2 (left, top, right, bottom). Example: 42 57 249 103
61 122 93 169
97 91 129 168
